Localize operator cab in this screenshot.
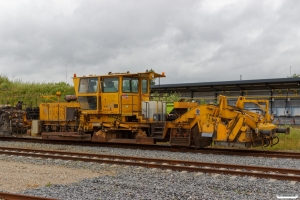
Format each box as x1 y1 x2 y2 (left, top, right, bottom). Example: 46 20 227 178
73 71 165 115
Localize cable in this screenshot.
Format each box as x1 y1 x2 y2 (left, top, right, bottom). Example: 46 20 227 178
271 136 279 147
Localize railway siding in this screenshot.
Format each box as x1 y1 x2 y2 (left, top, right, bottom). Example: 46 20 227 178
0 141 299 199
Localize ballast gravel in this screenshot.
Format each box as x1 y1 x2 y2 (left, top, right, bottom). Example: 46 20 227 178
0 141 299 199
20 166 300 200
0 141 299 169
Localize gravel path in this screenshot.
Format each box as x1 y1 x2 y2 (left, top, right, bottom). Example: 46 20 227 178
0 141 299 199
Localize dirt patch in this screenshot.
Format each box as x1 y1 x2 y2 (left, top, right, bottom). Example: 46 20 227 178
0 160 114 192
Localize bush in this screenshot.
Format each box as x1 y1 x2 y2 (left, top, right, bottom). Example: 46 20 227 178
0 75 74 107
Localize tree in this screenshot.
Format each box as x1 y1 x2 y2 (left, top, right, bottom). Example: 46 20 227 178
287 73 300 78
147 68 156 85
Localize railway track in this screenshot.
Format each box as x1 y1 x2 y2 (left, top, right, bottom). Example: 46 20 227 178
184 147 300 159
1 146 300 182
1 136 300 159
0 192 58 200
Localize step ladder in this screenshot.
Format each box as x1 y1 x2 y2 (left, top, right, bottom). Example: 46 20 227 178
150 123 165 138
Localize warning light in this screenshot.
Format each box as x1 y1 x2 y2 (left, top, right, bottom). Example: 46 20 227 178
162 72 165 76
74 73 76 77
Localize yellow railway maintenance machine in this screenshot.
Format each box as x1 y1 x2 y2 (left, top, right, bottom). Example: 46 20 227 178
162 95 289 148
69 71 166 144
38 71 289 148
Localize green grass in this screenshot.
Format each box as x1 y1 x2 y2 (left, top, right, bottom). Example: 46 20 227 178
45 182 52 187
0 74 74 107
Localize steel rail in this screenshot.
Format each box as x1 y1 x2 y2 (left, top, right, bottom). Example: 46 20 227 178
1 136 300 159
0 192 59 200
177 148 300 159
0 147 300 181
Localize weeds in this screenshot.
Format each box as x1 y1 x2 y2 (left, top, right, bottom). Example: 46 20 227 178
45 182 52 187
0 74 74 107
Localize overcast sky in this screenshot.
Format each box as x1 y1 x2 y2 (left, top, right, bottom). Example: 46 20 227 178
0 0 299 85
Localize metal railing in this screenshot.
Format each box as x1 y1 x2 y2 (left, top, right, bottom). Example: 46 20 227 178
119 94 167 122
120 94 149 122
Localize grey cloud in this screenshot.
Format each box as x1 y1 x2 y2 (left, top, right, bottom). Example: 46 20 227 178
0 0 299 84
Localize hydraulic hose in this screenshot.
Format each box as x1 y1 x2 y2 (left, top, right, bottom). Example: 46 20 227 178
263 138 270 147
271 136 279 147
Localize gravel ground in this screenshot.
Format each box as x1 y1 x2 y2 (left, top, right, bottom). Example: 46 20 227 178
20 165 300 200
0 160 108 192
0 141 299 199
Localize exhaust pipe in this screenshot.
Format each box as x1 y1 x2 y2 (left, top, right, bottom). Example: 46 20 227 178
64 95 77 102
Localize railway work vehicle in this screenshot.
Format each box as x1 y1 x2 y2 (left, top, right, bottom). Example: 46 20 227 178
0 71 290 148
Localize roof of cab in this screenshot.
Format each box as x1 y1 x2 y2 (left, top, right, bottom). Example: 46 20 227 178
74 71 166 78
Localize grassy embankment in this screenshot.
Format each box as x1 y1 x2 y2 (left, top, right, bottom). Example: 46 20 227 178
0 74 75 107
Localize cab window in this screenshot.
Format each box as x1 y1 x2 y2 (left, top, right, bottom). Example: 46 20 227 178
122 77 138 93
142 79 148 93
79 78 98 93
78 96 97 110
102 77 119 92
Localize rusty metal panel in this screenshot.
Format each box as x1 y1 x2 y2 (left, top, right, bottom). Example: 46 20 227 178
170 137 190 146
42 132 91 141
108 139 137 144
136 137 154 144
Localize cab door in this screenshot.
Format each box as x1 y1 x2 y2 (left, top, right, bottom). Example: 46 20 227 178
101 77 120 114
121 77 141 114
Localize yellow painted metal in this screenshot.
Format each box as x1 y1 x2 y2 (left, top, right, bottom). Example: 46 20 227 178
38 71 280 148
71 71 166 138
39 101 79 121
101 93 120 114
40 92 62 102
174 102 198 108
202 123 214 135
163 94 280 148
215 122 227 140
73 77 80 97
227 116 245 141
19 70 287 148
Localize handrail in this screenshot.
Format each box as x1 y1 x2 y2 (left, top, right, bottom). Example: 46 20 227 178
150 93 300 103
120 94 150 122
120 94 167 122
